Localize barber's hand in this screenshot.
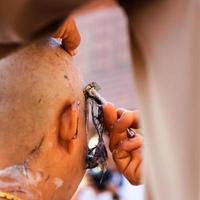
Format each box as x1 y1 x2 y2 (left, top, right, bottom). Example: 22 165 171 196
103 102 143 185
54 17 81 56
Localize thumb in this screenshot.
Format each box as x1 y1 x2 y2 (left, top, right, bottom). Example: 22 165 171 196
102 102 117 131
54 17 81 55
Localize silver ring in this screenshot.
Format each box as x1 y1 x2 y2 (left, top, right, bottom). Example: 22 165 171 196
127 128 136 138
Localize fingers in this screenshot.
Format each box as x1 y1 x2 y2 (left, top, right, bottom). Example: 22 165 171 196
102 102 117 131
102 103 143 185
116 108 127 117
113 148 142 180
111 135 143 157
124 155 142 185
133 161 142 185
112 111 135 133
62 28 80 56
103 102 140 151
54 22 66 38
119 136 143 152
103 103 139 131
112 135 143 185
113 109 139 133
54 17 81 56
109 131 127 152
108 111 140 152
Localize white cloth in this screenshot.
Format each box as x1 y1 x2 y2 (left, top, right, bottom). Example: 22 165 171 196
119 177 144 200
126 0 200 199
77 187 113 200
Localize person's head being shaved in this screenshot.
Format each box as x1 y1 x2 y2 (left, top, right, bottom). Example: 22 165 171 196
0 39 87 200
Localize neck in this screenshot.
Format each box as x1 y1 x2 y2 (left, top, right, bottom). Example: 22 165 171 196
0 160 66 200
0 164 42 200
0 137 63 200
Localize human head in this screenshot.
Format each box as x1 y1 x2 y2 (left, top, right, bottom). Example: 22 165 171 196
0 38 87 200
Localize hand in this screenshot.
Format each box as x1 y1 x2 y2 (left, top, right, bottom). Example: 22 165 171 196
54 17 81 56
103 102 143 185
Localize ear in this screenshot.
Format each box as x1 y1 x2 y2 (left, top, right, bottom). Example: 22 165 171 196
59 101 80 142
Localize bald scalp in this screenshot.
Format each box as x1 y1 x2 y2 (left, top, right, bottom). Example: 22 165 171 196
0 39 83 167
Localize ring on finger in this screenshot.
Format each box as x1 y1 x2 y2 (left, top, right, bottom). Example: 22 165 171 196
127 128 136 138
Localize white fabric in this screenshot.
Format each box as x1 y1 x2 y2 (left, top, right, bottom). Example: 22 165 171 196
119 177 144 200
128 0 200 199
78 187 113 200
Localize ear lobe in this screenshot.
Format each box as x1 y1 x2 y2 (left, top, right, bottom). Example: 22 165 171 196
60 101 80 141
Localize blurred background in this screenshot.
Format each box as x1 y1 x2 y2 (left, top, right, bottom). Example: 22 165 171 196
71 1 144 200
74 0 138 109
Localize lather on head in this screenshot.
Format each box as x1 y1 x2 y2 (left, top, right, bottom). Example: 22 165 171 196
0 38 87 200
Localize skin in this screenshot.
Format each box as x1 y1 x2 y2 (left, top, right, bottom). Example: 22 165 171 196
0 38 87 200
0 14 143 200
56 14 144 186
54 17 81 56
0 17 80 59
103 103 143 185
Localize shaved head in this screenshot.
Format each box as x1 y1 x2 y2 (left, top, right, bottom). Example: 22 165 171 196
0 39 87 199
